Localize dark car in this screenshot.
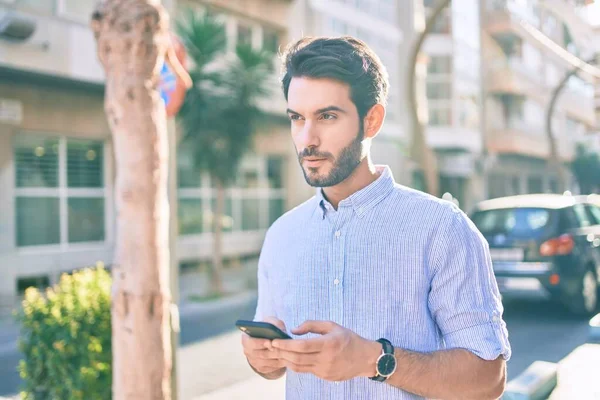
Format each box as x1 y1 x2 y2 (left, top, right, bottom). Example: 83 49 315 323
470 194 600 316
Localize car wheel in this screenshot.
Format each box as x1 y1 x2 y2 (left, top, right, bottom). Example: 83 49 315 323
569 269 598 316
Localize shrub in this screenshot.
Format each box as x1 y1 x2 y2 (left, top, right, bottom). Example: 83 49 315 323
15 263 112 400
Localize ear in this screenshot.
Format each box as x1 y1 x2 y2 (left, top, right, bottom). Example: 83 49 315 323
363 104 385 140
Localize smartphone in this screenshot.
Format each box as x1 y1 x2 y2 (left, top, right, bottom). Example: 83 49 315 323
235 319 292 340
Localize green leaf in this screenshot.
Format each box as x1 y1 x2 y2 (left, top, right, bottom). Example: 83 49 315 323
15 265 112 399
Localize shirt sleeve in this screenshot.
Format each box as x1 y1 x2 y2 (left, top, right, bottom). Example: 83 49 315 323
427 208 512 361
253 229 276 321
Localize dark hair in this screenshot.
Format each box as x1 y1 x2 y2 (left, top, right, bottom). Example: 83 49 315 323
280 36 389 119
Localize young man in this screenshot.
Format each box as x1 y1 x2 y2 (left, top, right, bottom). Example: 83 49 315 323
241 36 511 400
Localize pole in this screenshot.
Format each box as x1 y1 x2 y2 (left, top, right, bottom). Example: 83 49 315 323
163 1 180 397
406 0 452 196
168 117 180 400
545 55 596 193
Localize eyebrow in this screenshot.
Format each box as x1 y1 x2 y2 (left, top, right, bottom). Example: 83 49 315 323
286 106 347 116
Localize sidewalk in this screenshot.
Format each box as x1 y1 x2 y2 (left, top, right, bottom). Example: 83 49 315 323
178 330 285 400
194 375 285 400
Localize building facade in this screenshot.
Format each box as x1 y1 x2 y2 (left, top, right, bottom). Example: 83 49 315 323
0 0 297 299
482 0 596 198
421 0 485 211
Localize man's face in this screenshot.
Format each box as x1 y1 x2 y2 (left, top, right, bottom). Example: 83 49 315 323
286 77 364 187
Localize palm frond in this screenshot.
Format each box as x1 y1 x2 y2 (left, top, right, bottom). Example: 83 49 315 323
175 12 278 186
175 8 227 70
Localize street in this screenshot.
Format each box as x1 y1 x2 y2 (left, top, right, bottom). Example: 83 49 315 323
0 296 593 397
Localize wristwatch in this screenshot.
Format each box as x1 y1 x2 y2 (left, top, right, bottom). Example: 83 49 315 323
369 338 397 382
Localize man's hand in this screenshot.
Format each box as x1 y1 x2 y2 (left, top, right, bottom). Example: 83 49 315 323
271 320 380 382
241 317 288 379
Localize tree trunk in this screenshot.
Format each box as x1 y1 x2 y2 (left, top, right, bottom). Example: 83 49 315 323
406 0 452 197
211 177 225 295
91 1 172 399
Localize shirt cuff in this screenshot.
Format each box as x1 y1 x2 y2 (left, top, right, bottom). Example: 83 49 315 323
443 321 512 361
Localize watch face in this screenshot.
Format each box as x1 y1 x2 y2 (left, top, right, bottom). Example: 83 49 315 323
377 354 396 377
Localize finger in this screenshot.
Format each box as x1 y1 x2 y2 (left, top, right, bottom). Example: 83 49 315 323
284 361 314 374
251 358 286 373
272 336 328 353
291 320 338 336
278 349 321 366
263 316 287 332
242 335 271 351
250 348 283 361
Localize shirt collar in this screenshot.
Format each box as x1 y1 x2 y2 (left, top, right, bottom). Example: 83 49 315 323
315 165 396 219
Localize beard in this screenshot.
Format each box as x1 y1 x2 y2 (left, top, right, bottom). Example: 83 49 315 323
297 128 364 188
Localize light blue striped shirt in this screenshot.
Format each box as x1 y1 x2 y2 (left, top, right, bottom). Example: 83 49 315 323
254 165 511 399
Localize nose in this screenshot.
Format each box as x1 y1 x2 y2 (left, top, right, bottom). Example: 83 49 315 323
296 120 320 150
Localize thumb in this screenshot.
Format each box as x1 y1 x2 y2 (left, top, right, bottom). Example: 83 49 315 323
292 320 338 336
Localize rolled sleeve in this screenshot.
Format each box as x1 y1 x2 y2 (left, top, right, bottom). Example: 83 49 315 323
428 209 512 361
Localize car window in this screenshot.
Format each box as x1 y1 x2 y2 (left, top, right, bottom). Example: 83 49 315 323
587 205 600 225
572 204 591 227
559 208 580 231
471 208 553 239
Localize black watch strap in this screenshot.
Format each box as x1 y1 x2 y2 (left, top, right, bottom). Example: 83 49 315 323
377 338 393 354
369 338 394 382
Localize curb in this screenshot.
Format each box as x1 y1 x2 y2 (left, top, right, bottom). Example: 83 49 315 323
178 290 258 319
502 361 557 400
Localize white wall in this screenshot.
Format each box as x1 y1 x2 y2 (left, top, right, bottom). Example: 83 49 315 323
0 7 104 84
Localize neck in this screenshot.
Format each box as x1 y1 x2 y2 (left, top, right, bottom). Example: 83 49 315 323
322 158 379 209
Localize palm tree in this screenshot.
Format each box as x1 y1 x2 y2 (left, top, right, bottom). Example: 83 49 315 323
176 10 274 294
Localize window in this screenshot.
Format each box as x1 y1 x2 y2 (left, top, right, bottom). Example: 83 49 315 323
431 8 451 33
573 204 591 227
177 152 286 234
241 198 260 231
269 198 285 225
210 196 234 232
427 56 452 75
426 82 452 100
429 107 452 126
237 23 253 47
488 174 507 199
548 178 558 194
178 199 204 235
12 0 55 14
511 176 521 195
57 0 96 21
527 176 543 194
471 208 553 239
458 95 479 130
267 156 284 189
524 100 544 130
587 205 600 225
14 135 105 247
262 28 280 53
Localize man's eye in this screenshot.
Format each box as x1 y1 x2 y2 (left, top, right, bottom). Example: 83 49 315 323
321 113 336 120
289 114 301 121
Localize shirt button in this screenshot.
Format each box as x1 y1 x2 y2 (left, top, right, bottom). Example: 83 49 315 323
334 278 340 285
335 230 341 238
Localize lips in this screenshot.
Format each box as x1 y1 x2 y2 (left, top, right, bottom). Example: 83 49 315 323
304 158 327 167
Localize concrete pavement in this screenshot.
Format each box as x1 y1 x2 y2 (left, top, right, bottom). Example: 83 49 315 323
194 375 285 400
178 330 285 400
